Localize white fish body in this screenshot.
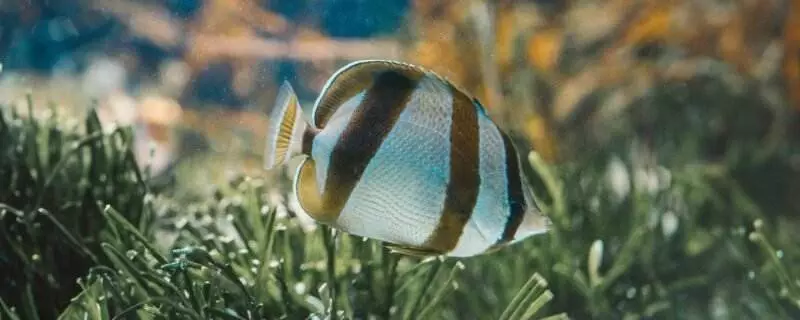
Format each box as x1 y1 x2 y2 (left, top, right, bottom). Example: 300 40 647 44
263 60 549 257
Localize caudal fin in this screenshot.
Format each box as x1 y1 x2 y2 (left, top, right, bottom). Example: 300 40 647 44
264 81 308 170
515 169 552 240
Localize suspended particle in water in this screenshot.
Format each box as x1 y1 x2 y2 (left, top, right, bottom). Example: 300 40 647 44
776 250 784 259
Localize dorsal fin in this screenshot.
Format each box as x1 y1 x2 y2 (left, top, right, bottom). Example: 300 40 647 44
311 60 431 128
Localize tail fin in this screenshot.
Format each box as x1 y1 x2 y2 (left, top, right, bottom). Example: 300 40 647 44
515 168 552 240
264 81 308 170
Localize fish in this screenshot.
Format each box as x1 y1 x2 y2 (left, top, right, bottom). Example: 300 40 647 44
263 59 550 258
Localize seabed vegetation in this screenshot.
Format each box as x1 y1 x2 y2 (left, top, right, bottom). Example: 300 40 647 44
2 83 799 319
2 1 800 319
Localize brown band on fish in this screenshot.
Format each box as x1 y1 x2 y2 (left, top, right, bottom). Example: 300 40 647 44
494 132 526 246
423 85 481 253
315 61 426 128
301 128 316 155
321 69 422 221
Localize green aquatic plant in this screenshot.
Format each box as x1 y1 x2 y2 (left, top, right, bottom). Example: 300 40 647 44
54 177 561 320
0 97 148 320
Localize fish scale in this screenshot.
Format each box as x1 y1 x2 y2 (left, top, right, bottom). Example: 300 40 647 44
337 76 453 247
472 116 512 245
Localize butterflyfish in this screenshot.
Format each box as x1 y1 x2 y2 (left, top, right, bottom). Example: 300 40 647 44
263 60 549 257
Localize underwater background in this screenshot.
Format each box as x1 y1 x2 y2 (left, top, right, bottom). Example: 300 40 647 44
1 0 799 319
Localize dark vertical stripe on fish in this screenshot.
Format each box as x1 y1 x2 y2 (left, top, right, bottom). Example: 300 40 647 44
301 128 316 155
321 70 421 219
495 132 526 245
424 85 481 252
